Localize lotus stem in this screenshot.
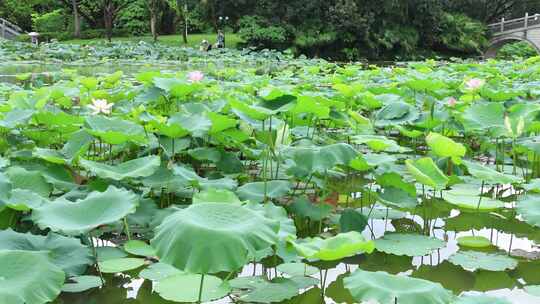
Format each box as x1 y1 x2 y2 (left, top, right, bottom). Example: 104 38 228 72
197 274 205 304
123 217 131 241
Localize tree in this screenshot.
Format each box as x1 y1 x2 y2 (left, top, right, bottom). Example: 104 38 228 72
167 0 188 44
148 0 162 41
69 0 81 37
101 0 129 41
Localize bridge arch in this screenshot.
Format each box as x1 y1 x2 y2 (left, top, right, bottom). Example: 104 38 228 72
485 36 540 58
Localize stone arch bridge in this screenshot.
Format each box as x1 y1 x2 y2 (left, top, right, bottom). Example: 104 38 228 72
486 13 540 58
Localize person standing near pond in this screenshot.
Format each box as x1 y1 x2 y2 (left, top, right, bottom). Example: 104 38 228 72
217 30 225 48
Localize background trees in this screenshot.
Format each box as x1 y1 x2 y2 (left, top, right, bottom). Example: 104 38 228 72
2 0 540 59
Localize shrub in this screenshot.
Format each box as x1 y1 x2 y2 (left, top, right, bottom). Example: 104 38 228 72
497 41 538 60
238 16 292 49
436 13 487 54
32 9 66 33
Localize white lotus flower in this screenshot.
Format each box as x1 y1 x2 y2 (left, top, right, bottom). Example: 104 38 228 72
88 99 113 115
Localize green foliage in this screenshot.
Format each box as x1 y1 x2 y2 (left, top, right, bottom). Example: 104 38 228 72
32 9 66 33
498 41 539 60
238 16 292 49
436 13 488 54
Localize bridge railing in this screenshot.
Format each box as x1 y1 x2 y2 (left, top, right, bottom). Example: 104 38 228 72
0 18 23 39
488 13 540 34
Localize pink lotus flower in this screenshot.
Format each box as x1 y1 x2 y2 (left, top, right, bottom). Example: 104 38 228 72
447 97 457 107
88 99 113 115
187 71 204 83
465 78 485 91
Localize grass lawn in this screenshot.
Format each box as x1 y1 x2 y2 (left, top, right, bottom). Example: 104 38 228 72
64 33 244 49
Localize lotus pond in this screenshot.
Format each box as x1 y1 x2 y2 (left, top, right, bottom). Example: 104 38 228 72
1 41 540 304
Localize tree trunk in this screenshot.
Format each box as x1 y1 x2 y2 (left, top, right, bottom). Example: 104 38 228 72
150 13 158 42
71 0 81 38
176 0 188 44
104 6 113 42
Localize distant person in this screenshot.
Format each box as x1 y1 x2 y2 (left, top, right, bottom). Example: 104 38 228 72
199 40 212 52
217 30 225 48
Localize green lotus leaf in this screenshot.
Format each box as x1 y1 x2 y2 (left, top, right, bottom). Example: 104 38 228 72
375 101 419 127
32 186 139 235
152 203 279 273
236 180 292 203
411 261 475 294
284 143 358 178
0 109 34 128
426 132 466 164
460 102 505 134
276 263 319 277
96 246 127 262
85 115 147 145
79 155 160 181
148 118 189 138
375 233 445 256
193 188 242 204
339 209 368 233
523 179 540 192
457 236 492 248
231 276 316 303
98 258 146 273
0 250 65 304
289 196 333 221
170 113 212 138
453 294 512 304
124 240 156 257
344 269 454 304
0 229 92 276
139 262 184 281
462 160 522 184
406 157 449 189
352 135 409 153
33 148 67 165
246 201 297 239
61 275 103 293
356 206 407 220
5 189 49 211
449 251 518 271
378 186 418 209
290 231 375 261
6 166 52 198
155 273 230 302
442 185 505 211
525 285 540 297
517 194 540 228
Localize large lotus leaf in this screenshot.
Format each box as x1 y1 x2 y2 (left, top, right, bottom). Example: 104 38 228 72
193 188 242 204
442 185 505 211
155 273 230 303
460 102 505 134
453 294 512 304
0 250 65 304
339 209 368 233
0 229 92 276
231 276 317 303
406 157 449 189
352 135 409 153
461 160 522 184
98 258 146 273
276 263 319 277
517 194 540 228
426 132 466 163
32 186 139 235
147 119 189 138
170 113 212 137
236 180 292 203
139 262 184 281
246 201 296 239
375 233 445 256
6 166 52 198
344 269 454 304
124 240 156 257
80 155 160 181
284 143 358 178
378 186 418 209
375 101 419 127
290 231 375 261
61 275 103 293
457 236 492 248
289 196 333 221
448 251 518 271
85 115 146 145
411 261 475 294
5 189 49 211
151 203 279 273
